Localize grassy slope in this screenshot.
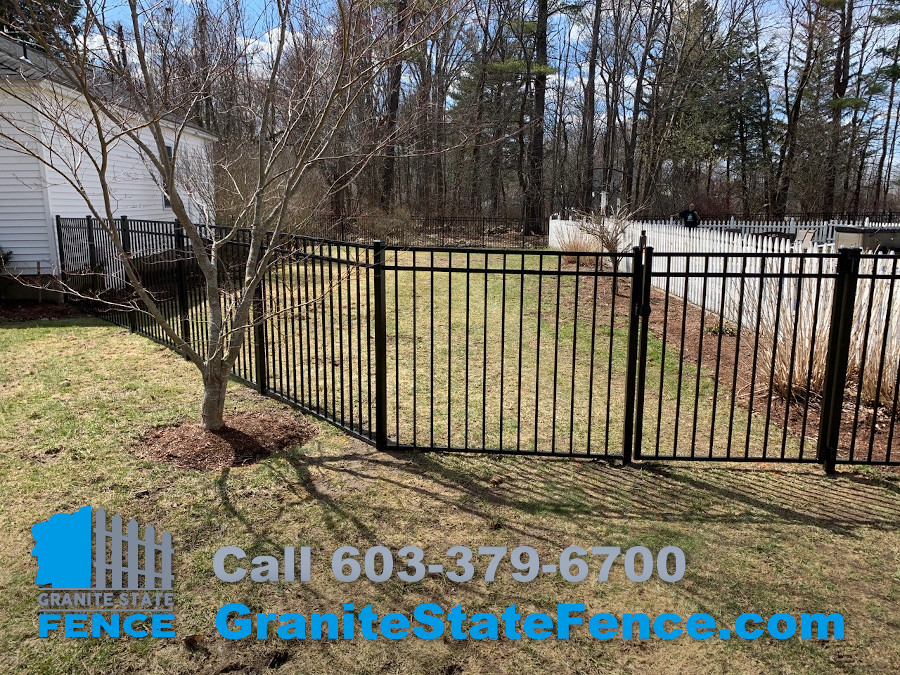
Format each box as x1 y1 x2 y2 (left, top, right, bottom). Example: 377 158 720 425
0 318 899 674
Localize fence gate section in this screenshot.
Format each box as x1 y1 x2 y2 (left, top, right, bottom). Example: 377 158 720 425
626 247 900 471
379 246 630 459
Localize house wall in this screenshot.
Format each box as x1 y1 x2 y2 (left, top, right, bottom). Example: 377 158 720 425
0 96 54 275
0 82 214 275
42 103 214 225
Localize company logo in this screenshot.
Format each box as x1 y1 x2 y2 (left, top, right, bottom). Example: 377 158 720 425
31 506 175 637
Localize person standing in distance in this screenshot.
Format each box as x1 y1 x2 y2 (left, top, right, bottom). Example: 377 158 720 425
674 203 701 229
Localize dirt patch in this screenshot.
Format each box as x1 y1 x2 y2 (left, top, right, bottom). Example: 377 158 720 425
136 410 316 470
0 300 84 322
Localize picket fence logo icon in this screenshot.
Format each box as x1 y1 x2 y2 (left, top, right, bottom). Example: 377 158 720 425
32 506 176 638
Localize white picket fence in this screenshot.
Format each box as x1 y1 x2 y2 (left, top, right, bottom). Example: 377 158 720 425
626 220 829 255
551 215 898 247
549 217 900 407
643 218 844 242
548 217 829 256
550 217 828 335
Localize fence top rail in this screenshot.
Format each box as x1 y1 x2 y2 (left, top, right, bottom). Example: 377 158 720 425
385 262 627 277
279 250 376 268
856 255 900 279
208 231 376 251
649 250 842 260
383 243 550 256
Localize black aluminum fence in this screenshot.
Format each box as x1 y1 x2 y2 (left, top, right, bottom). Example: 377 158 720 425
637 248 900 469
56 217 900 472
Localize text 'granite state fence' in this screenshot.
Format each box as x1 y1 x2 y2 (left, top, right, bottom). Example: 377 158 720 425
55 217 900 472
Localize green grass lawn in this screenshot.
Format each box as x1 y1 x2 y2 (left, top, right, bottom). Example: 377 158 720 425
1 317 899 674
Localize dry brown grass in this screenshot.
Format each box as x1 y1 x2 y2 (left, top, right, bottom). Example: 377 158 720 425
554 220 599 265
753 256 900 410
1 318 900 673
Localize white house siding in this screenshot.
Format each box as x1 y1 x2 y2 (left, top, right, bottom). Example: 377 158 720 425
40 91 214 224
0 95 53 274
0 81 214 275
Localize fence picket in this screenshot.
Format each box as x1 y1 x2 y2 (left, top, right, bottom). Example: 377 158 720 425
109 514 123 589
127 518 139 589
89 509 175 591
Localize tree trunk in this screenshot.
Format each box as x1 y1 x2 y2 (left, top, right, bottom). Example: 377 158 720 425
380 0 408 211
522 0 548 235
873 68 897 212
623 33 650 206
201 363 230 430
580 0 602 211
773 11 819 219
822 0 853 218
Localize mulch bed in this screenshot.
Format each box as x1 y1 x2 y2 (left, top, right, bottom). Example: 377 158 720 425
0 300 84 322
136 410 317 470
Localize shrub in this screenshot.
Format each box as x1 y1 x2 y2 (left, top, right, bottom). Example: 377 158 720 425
555 222 597 265
752 255 899 410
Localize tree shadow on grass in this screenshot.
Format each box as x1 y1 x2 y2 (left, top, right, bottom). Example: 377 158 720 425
209 427 900 576
278 444 900 538
214 440 379 554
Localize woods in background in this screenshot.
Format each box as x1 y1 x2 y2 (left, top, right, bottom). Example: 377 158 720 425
281 0 900 222
3 0 900 224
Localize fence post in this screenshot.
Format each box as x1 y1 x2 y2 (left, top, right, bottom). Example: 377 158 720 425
373 240 388 451
172 221 192 356
54 215 67 301
119 215 131 257
817 247 861 474
633 247 653 460
119 216 137 333
86 214 98 293
253 275 268 394
622 246 643 465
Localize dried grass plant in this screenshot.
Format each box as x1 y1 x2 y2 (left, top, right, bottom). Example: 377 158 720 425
555 222 598 265
751 256 899 410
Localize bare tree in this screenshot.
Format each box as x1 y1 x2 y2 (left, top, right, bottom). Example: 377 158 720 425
574 204 634 295
0 0 457 429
